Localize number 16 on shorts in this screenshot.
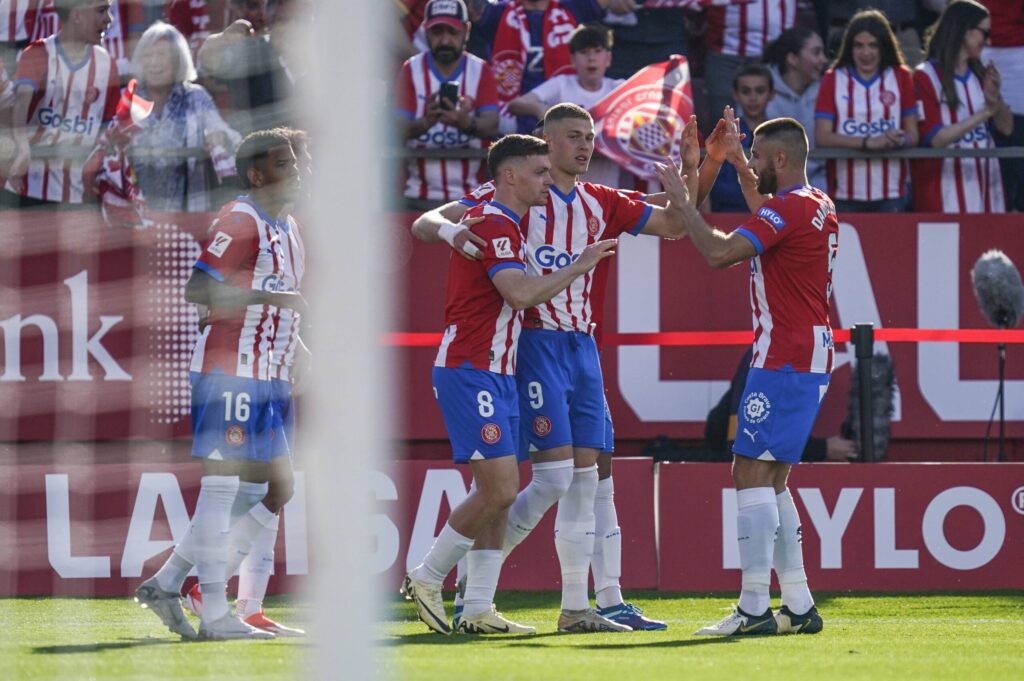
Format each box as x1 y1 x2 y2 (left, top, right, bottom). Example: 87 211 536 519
431 366 520 464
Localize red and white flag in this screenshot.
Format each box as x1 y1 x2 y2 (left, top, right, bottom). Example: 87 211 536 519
590 55 694 181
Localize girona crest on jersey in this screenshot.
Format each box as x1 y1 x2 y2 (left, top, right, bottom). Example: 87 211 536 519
533 415 552 437
225 425 246 447
481 422 502 444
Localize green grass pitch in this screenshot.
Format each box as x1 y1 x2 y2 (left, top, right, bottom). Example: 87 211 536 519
2 592 1022 679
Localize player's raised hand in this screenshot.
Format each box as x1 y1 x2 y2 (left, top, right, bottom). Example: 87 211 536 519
654 158 690 208
678 114 700 171
722 106 748 166
572 239 617 274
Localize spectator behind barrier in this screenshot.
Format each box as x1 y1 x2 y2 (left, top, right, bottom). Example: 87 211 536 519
601 1 689 83
196 0 293 135
396 0 499 204
814 9 918 213
703 0 796 138
470 0 611 134
708 63 771 213
3 0 121 209
507 23 624 186
763 25 827 190
911 0 1013 213
824 1 932 68
128 21 241 212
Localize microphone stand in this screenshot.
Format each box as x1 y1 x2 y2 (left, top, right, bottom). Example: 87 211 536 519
998 340 1006 462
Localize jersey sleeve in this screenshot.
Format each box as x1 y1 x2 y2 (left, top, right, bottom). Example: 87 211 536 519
896 66 917 119
396 61 416 120
475 64 499 113
592 184 652 238
733 195 792 255
814 69 837 123
13 41 47 93
194 212 260 281
914 68 943 145
459 181 496 207
475 218 525 278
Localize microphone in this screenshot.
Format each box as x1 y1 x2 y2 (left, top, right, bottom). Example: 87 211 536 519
971 250 1024 329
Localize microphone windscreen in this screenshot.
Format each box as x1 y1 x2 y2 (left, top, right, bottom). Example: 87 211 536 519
971 249 1024 329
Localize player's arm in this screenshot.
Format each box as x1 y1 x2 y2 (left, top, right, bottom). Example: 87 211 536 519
492 239 617 309
410 200 487 259
640 115 700 209
678 201 757 269
185 268 309 316
636 159 690 239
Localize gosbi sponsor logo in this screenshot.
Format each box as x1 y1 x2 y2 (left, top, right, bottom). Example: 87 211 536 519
260 275 294 292
960 124 990 145
225 425 246 447
37 108 97 135
481 422 501 444
533 415 552 437
840 118 897 136
535 245 580 270
416 128 473 147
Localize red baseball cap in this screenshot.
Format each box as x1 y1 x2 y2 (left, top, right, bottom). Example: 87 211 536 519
424 0 469 30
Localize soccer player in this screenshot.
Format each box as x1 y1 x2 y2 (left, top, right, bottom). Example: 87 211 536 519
135 128 306 641
682 111 836 636
183 126 309 638
412 103 691 633
402 133 617 635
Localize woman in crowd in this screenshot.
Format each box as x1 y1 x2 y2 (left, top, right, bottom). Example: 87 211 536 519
815 9 918 212
912 0 1013 213
129 21 241 212
763 26 828 190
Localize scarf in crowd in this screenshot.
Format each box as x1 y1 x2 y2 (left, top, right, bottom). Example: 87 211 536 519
492 0 576 108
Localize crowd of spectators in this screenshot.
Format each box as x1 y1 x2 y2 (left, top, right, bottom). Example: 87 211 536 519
0 0 304 218
394 0 1024 213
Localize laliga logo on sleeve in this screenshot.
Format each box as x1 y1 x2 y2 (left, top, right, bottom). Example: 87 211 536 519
743 392 772 424
492 237 514 258
206 231 233 257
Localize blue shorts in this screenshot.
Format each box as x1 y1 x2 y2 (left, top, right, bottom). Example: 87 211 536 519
516 329 607 457
272 378 295 454
732 367 830 464
190 372 290 463
602 398 615 454
432 366 520 464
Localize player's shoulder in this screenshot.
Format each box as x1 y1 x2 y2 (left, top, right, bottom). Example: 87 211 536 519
578 180 634 203
212 199 262 232
462 181 496 206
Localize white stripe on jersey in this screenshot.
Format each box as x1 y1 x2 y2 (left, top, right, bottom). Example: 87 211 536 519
269 216 305 381
720 0 794 57
810 324 832 373
830 68 906 201
916 61 1004 213
434 324 457 367
7 36 114 203
749 255 773 369
0 0 40 41
403 52 489 202
488 304 520 374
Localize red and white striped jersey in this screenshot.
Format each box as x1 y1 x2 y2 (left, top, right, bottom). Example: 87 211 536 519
733 184 838 374
30 1 133 72
397 51 499 202
7 35 119 203
911 60 1004 213
815 66 916 201
434 201 526 376
190 197 299 380
462 181 652 334
268 216 305 382
706 0 794 58
0 0 44 42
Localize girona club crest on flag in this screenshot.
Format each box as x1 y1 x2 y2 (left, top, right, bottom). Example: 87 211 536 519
590 55 694 180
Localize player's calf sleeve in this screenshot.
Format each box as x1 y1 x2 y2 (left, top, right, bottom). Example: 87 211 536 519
414 522 475 586
192 475 240 623
237 511 280 617
592 476 623 609
774 488 814 614
555 465 599 611
225 497 277 581
462 549 503 619
736 487 779 616
502 459 574 559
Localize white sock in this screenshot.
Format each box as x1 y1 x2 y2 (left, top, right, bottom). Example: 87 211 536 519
222 484 272 577
503 459 574 559
226 499 277 579
413 522 474 586
736 487 779 616
774 488 814 614
453 557 467 609
153 550 194 594
555 465 598 611
237 509 279 617
192 475 240 624
592 476 623 610
462 550 503 619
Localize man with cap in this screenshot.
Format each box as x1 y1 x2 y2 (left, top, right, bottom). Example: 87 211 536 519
396 0 500 204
